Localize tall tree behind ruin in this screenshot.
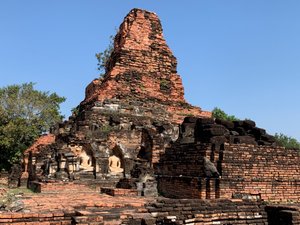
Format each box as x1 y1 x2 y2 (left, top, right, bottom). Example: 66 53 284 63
0 83 65 170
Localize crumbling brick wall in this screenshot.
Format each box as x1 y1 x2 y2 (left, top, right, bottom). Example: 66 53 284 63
146 198 268 224
220 143 300 202
157 117 300 202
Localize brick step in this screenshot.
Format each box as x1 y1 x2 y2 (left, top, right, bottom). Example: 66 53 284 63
72 215 104 225
30 178 124 193
29 181 97 193
74 179 121 191
75 180 119 186
75 208 136 225
104 221 121 225
101 187 138 196
76 173 95 180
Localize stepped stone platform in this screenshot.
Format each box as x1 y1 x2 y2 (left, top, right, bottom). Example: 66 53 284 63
0 183 153 224
1 183 300 224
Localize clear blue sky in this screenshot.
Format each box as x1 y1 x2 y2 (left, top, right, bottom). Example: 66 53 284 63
1 1 299 140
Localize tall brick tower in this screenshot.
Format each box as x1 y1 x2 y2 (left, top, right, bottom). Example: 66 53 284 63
82 8 211 123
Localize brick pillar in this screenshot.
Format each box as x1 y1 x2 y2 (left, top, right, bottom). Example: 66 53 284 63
215 178 220 199
210 179 216 199
206 178 211 199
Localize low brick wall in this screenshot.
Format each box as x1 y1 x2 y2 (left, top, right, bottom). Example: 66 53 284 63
1 192 300 224
157 142 300 202
158 177 220 199
29 181 96 193
0 210 106 224
101 187 138 196
221 144 300 202
0 210 73 224
146 198 268 224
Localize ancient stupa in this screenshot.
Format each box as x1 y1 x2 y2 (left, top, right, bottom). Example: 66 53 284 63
22 8 211 193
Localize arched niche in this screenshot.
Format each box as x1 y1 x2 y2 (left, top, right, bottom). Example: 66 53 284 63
108 145 125 175
68 143 94 172
137 129 153 165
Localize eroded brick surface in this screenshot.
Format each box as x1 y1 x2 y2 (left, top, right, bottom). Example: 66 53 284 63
82 8 210 123
157 117 300 203
25 134 56 154
0 183 153 224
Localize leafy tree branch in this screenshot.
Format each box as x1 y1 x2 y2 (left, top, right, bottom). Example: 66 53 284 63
0 83 65 170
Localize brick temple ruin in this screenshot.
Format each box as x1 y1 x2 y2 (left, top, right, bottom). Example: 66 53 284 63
1 8 300 225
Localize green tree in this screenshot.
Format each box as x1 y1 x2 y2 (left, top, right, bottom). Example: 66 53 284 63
0 83 65 170
274 133 300 150
212 107 239 121
95 34 114 77
71 105 80 117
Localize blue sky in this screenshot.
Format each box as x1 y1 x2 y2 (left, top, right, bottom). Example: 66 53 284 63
0 1 299 140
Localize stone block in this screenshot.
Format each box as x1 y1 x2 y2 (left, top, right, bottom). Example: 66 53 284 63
215 119 234 129
201 125 229 137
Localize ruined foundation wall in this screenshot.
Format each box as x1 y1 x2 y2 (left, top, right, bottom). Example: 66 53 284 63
220 143 300 202
147 198 268 225
158 135 300 202
158 177 220 199
158 144 300 202
157 142 220 199
157 116 300 202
